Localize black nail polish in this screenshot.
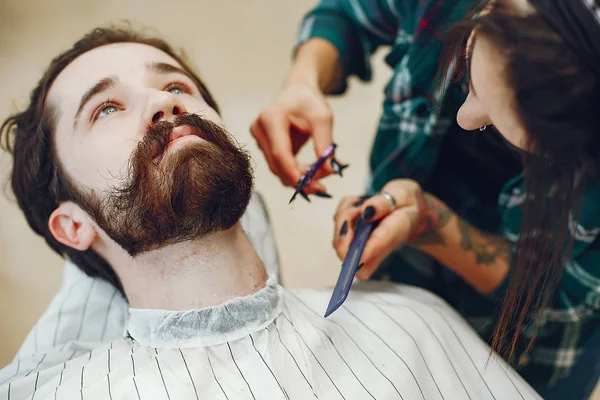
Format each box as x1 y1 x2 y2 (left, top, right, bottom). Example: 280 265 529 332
315 191 332 198
357 263 364 270
362 206 376 221
353 195 372 207
339 221 348 237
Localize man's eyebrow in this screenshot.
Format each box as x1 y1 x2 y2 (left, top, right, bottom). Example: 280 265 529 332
74 76 118 128
147 62 194 81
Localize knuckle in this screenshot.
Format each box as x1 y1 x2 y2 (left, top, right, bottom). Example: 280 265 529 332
271 149 283 160
333 210 344 221
277 174 290 187
403 179 420 193
312 112 332 125
259 107 284 124
267 162 278 175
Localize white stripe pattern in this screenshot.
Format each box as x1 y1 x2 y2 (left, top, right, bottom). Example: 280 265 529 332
0 285 541 400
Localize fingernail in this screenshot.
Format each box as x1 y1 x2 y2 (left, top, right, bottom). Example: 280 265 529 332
353 195 372 207
315 191 332 199
362 206 376 221
357 263 364 270
339 221 348 237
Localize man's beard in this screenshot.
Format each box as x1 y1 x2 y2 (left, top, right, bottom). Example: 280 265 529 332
75 113 253 256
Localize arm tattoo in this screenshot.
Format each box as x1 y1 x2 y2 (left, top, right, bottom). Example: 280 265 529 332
409 191 452 246
458 219 511 265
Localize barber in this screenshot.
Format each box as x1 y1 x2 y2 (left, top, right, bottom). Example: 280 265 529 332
251 0 600 398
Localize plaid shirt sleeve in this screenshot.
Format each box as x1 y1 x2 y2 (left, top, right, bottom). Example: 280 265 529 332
295 0 408 94
496 180 600 387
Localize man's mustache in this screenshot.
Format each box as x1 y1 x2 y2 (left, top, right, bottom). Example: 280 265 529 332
141 113 232 160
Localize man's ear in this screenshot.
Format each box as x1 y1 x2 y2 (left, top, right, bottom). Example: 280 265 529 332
48 202 97 251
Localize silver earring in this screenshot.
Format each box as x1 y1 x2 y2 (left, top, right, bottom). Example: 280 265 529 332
479 125 487 131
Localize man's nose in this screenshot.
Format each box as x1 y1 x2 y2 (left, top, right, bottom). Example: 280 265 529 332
144 92 187 125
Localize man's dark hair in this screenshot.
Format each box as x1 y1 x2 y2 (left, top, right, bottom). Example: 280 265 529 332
0 25 220 295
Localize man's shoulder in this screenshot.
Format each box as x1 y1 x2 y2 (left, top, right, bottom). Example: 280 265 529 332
16 260 129 361
285 282 451 313
0 339 131 400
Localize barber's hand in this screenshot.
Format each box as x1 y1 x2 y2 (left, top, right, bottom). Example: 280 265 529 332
333 179 447 280
250 83 335 194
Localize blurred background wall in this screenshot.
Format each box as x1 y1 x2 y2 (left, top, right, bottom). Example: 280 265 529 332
0 0 391 366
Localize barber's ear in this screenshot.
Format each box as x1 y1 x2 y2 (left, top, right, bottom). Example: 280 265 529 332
48 202 97 251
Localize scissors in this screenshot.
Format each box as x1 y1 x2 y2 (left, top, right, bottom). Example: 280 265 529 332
324 217 376 317
289 143 348 204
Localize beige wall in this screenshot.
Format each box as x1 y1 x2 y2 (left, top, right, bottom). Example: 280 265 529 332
0 0 391 366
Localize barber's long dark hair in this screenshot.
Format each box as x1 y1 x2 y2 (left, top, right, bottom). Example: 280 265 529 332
439 1 600 364
0 24 220 297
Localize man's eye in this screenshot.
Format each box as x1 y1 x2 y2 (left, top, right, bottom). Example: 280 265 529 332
98 105 118 118
168 87 184 95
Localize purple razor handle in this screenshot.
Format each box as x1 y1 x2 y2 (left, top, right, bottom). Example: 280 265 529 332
324 218 376 317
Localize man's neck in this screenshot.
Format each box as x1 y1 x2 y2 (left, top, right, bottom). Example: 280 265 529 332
109 223 268 310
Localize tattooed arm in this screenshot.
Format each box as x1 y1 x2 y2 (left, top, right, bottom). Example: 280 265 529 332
333 179 511 293
411 193 511 293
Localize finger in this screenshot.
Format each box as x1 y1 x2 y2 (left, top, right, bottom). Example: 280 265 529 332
296 163 328 195
305 180 328 195
333 197 362 236
304 164 337 194
357 207 418 276
359 185 414 222
381 180 420 207
312 166 335 181
332 196 363 259
355 246 393 281
251 117 299 188
310 111 336 176
259 110 302 187
333 207 363 260
333 196 362 220
250 120 277 175
351 195 372 208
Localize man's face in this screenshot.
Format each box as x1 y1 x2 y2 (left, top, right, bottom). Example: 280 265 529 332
47 42 253 255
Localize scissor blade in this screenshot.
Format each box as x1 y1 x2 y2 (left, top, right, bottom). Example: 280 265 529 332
324 218 375 317
289 188 311 204
299 190 310 202
288 191 298 204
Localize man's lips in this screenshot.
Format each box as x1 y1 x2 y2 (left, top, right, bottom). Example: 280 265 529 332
167 125 203 147
166 133 200 150
152 125 205 158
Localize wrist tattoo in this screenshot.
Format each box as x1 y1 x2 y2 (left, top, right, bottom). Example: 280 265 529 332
458 219 511 265
408 190 452 246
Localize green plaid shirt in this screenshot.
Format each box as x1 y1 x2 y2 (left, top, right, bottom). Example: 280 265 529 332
297 0 600 389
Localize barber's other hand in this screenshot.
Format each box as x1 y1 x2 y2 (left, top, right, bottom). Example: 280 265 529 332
333 179 449 280
250 82 335 194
